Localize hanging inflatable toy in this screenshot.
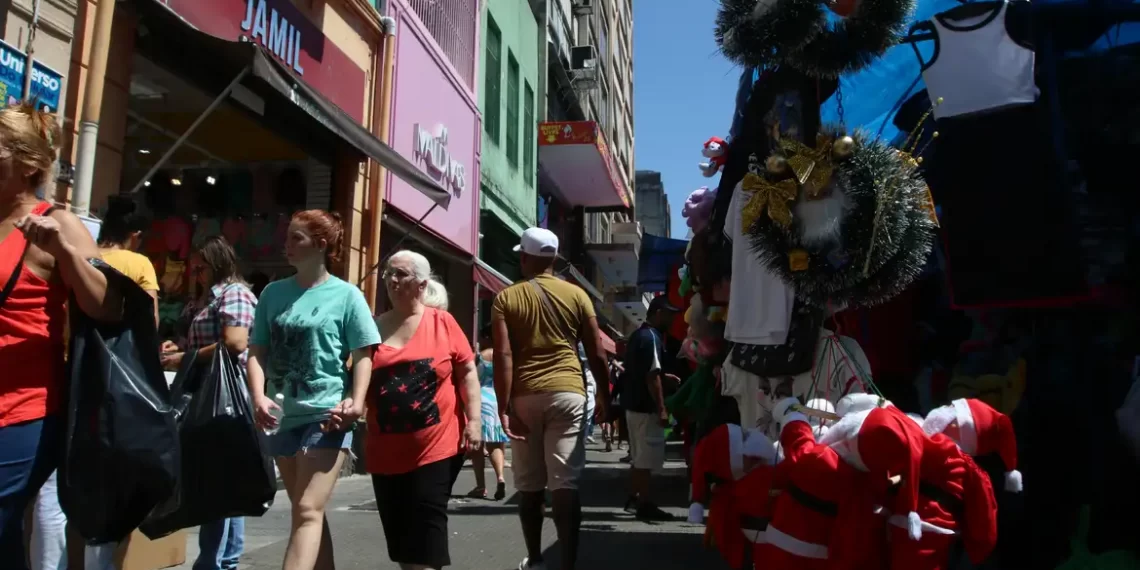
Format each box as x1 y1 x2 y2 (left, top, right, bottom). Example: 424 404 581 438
699 137 730 178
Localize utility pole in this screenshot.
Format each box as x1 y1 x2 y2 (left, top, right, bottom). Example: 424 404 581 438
22 0 41 104
71 0 117 216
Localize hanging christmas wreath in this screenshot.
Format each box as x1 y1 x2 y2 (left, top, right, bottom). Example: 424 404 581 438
715 0 824 69
715 0 914 79
745 130 935 308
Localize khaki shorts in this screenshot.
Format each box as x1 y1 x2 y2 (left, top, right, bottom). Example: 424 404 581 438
510 392 587 492
625 410 666 471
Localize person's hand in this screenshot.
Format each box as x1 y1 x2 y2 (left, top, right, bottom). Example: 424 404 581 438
160 340 179 354
658 409 671 428
664 373 682 387
501 410 528 441
253 394 281 431
160 351 184 371
460 419 483 452
324 398 364 432
15 213 69 258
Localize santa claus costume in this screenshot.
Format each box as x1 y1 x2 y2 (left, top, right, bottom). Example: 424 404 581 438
756 398 884 570
922 398 1023 493
689 424 778 569
821 403 999 570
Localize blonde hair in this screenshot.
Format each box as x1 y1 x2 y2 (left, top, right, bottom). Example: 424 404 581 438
0 103 60 189
389 250 449 311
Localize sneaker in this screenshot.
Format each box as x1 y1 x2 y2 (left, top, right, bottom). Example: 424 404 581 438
605 441 613 452
518 556 547 569
636 502 676 522
586 436 597 444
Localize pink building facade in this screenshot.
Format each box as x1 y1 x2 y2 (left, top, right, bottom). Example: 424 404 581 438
385 0 481 256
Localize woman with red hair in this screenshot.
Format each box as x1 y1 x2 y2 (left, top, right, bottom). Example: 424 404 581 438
247 209 381 569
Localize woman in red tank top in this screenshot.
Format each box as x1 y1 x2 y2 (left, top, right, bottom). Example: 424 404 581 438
0 103 123 568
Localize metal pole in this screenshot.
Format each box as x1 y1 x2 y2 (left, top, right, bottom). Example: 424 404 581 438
126 110 230 164
127 66 251 194
357 203 439 287
71 0 117 216
363 16 398 307
22 0 41 103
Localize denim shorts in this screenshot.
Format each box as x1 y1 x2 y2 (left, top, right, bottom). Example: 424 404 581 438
264 421 353 457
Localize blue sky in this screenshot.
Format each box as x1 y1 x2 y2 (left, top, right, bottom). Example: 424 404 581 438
632 0 740 239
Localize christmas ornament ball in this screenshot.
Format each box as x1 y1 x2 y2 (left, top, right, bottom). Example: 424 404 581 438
832 136 856 159
766 155 788 174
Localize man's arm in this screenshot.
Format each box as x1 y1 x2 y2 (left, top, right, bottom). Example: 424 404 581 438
646 333 668 425
491 315 514 419
579 316 611 414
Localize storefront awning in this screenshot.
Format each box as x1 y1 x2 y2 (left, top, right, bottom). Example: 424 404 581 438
126 0 451 209
474 258 513 296
538 121 630 210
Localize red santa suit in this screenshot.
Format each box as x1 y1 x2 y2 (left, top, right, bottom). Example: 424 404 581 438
922 398 1023 493
821 404 998 570
690 424 765 569
755 398 883 570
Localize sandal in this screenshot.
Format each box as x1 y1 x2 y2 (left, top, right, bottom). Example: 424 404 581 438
494 481 506 501
466 486 487 499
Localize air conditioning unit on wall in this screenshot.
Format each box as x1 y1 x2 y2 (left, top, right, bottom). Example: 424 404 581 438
570 45 596 70
572 0 595 16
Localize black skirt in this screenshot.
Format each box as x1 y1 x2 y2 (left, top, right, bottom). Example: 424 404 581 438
372 455 454 567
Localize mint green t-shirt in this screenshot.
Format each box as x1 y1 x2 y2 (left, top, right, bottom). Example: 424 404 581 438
251 275 381 430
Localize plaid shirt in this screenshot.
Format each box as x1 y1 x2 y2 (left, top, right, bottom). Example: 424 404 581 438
186 281 257 366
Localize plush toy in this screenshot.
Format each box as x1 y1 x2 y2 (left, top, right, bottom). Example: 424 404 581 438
682 186 718 233
699 137 729 177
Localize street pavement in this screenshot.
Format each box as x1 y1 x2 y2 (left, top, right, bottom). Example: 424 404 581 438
172 437 732 570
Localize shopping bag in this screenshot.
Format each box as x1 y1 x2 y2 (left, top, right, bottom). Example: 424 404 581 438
59 260 180 544
140 347 276 539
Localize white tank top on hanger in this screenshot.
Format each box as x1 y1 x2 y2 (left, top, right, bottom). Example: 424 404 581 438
922 2 1039 120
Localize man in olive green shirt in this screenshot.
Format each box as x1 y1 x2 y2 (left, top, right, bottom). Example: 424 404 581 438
492 227 610 570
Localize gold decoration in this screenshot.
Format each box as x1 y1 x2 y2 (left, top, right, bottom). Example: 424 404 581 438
789 249 810 271
741 172 797 229
765 155 788 174
779 134 837 198
831 136 856 159
922 186 940 227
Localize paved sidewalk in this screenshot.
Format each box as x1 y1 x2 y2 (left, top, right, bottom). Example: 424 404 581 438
175 439 730 570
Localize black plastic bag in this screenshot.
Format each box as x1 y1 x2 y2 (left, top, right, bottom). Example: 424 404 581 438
140 346 276 538
59 260 180 544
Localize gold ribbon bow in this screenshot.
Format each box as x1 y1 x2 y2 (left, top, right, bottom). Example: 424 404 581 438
779 134 837 198
741 172 797 229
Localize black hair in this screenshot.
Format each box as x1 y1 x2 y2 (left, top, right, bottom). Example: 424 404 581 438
98 196 150 246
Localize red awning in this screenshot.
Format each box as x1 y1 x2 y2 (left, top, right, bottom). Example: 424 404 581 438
473 260 512 297
599 331 617 355
538 121 630 209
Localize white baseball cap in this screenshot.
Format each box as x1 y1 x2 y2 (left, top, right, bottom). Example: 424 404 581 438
514 227 559 257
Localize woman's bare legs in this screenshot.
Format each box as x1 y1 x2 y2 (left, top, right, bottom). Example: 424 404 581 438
469 448 487 493
486 443 506 485
277 450 347 570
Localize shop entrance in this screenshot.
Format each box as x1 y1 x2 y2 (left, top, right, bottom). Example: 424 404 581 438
113 53 333 340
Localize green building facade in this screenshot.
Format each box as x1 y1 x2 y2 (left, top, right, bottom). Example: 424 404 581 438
478 0 541 278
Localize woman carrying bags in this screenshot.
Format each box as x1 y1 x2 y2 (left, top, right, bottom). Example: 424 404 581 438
247 209 380 570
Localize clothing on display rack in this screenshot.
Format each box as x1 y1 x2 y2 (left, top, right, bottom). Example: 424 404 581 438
724 178 795 346
911 1 1038 120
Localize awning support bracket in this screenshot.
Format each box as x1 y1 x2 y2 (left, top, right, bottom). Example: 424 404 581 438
127 64 253 194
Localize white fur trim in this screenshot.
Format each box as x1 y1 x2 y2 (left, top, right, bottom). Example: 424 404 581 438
952 399 978 455
1005 470 1023 493
688 502 705 523
742 529 769 544
814 425 830 440
742 429 778 463
906 413 925 426
765 525 829 559
782 412 810 430
922 405 958 437
772 397 799 424
727 424 745 480
889 514 956 536
907 511 923 540
819 408 871 471
836 393 884 416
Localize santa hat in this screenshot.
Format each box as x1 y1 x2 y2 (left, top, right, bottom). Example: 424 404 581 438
923 399 1022 493
820 406 927 540
689 423 746 522
836 392 892 417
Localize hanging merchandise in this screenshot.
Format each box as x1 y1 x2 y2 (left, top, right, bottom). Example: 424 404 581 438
908 1 1037 120
682 186 718 235
728 298 824 378
745 129 937 309
715 0 913 79
699 137 730 178
820 400 999 569
922 398 1024 492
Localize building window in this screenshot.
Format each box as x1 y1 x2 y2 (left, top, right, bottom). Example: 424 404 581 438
524 81 535 185
484 17 501 144
407 0 478 88
506 52 520 168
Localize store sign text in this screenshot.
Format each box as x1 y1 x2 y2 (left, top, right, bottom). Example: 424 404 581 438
413 124 466 196
240 0 305 75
